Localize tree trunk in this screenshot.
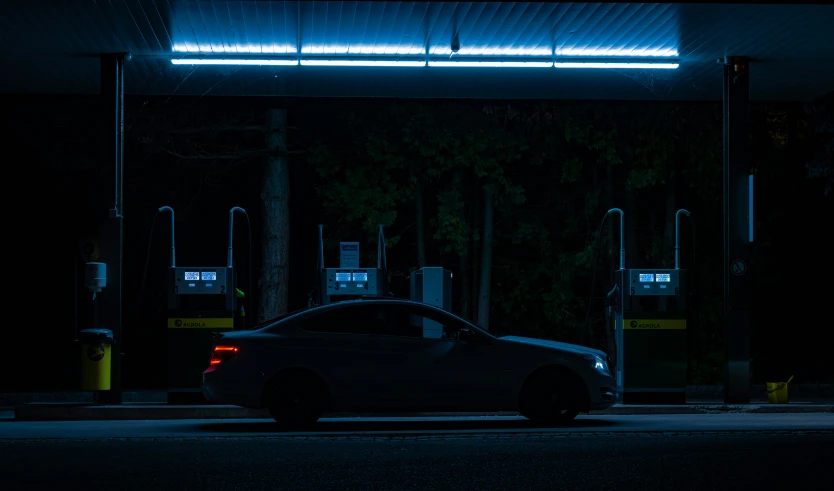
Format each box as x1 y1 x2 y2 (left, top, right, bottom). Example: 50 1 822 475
625 189 639 269
625 188 640 311
259 109 290 321
477 183 495 331
459 202 470 320
413 164 427 269
470 189 481 321
606 162 616 285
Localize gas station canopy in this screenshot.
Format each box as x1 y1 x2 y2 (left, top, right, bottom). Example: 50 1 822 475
2 1 832 100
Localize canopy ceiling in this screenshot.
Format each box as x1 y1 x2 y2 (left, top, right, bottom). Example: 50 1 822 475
1 1 832 100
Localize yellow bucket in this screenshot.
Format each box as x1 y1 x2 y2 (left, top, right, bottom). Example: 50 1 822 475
766 375 794 404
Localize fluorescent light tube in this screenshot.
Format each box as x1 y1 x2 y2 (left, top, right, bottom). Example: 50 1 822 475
170 58 680 69
171 59 298 66
428 61 553 68
299 59 426 67
554 62 679 69
556 48 679 57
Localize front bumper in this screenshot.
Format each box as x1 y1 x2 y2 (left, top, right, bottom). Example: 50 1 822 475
586 370 618 410
591 387 618 410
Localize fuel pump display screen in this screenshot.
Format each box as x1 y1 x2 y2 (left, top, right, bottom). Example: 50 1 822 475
655 273 671 282
184 271 200 281
201 272 217 281
335 272 352 282
638 273 654 282
353 272 368 282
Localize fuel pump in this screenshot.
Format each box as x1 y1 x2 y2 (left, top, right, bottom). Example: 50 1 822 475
607 208 693 405
309 224 389 307
157 206 249 404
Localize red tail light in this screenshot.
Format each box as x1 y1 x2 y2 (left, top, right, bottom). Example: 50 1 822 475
205 345 239 372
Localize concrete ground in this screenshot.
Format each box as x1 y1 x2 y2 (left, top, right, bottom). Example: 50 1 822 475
0 414 832 490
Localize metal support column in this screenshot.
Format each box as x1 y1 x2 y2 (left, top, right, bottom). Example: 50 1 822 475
97 54 126 405
722 56 752 404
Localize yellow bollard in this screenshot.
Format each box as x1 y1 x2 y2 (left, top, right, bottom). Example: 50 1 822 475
79 329 114 391
766 375 794 404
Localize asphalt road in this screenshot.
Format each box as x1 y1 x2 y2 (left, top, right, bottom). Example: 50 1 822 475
1 429 832 490
1 414 833 490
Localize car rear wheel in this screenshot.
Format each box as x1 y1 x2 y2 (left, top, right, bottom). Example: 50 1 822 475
263 372 327 429
518 367 586 425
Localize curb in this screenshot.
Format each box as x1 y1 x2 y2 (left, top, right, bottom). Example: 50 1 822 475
595 404 834 415
13 404 270 421
4 429 834 444
13 403 834 421
2 385 832 407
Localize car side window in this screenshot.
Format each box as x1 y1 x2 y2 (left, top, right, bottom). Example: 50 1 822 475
296 305 386 335
385 305 468 341
382 306 427 338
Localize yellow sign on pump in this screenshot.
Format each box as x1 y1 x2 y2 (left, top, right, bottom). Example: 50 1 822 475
167 317 234 329
624 319 687 330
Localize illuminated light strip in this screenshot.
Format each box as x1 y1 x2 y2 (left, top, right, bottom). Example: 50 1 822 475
172 44 679 58
170 59 679 69
430 47 553 56
301 45 425 55
299 59 426 67
554 62 679 69
171 58 298 66
173 44 297 54
428 61 553 68
556 48 679 57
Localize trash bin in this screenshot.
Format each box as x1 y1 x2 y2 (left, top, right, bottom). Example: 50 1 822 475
79 328 114 391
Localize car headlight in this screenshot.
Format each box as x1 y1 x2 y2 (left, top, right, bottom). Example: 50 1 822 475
590 355 609 374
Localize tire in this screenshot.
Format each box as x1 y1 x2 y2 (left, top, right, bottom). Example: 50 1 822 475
518 367 587 425
263 371 327 429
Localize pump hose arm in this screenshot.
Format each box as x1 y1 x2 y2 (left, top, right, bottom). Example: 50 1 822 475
682 213 698 378
604 284 620 369
310 224 325 308
377 224 390 295
581 217 606 347
581 209 623 348
137 208 164 322
227 207 253 329
241 211 253 329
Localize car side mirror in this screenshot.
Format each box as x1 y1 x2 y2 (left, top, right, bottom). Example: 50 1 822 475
459 328 476 343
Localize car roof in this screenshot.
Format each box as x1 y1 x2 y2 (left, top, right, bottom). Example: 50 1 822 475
260 297 492 337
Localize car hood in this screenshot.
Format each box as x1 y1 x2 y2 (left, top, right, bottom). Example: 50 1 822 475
499 336 606 357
